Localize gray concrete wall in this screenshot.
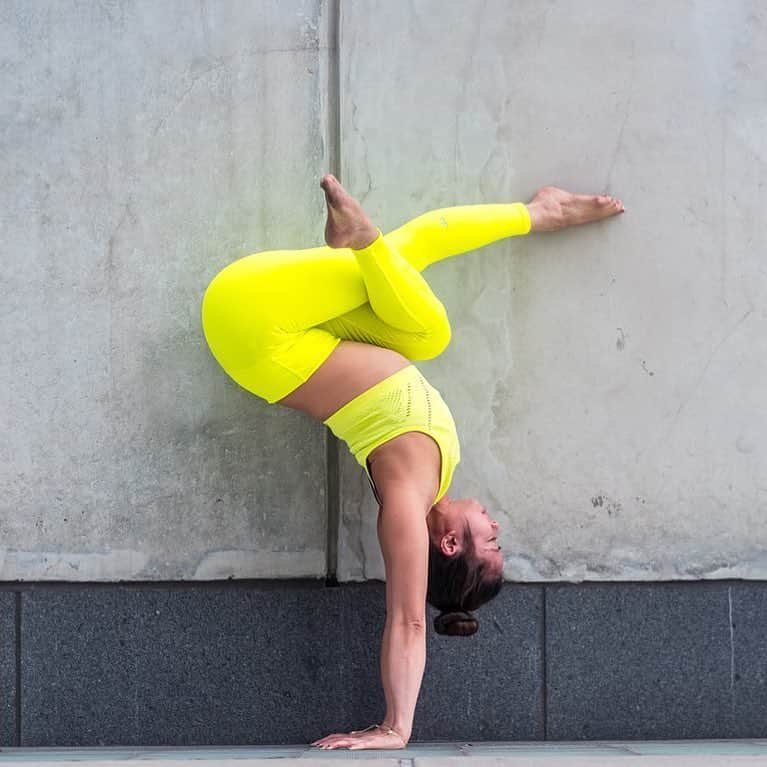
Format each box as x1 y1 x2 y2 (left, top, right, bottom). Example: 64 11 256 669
2 1 765 582
1 0 332 579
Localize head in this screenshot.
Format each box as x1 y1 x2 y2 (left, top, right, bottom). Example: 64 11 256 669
425 495 504 637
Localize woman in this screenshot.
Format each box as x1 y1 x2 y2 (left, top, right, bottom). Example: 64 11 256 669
201 175 624 749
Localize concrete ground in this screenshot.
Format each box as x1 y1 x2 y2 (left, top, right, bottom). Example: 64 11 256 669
2 740 767 766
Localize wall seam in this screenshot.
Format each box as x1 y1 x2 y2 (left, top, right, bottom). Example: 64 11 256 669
15 591 21 746
324 0 342 587
542 585 548 740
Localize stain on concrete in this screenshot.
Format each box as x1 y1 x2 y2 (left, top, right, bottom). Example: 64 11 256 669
591 495 623 517
194 548 324 579
616 327 626 351
0 549 149 580
736 434 755 454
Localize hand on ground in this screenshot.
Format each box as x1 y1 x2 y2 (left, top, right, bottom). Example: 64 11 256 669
311 724 407 750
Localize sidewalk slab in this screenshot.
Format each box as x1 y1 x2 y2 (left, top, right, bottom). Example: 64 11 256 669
2 740 767 765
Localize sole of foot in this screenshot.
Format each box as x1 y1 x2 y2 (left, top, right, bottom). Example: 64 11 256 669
527 186 625 232
320 174 378 249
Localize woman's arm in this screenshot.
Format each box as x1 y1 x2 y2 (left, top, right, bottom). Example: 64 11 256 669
376 485 432 743
379 614 426 742
310 485 431 750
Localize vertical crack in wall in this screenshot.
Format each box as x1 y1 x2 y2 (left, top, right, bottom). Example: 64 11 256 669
542 586 548 740
15 591 21 746
728 585 736 712
327 0 342 182
324 0 342 586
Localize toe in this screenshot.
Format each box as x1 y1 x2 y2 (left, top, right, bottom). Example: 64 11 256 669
321 174 338 191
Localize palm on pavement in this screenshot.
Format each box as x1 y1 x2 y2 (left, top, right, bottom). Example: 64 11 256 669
311 724 407 750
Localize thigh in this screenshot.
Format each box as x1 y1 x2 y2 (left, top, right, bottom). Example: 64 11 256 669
204 243 370 336
202 252 346 403
205 321 342 405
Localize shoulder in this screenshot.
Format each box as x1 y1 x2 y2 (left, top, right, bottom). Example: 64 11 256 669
369 432 440 511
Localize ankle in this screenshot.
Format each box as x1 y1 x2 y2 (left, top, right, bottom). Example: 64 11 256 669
526 200 561 233
350 226 380 250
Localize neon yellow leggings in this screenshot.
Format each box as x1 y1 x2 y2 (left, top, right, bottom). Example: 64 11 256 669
201 202 531 403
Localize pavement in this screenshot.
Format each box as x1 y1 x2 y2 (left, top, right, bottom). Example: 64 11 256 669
2 740 767 766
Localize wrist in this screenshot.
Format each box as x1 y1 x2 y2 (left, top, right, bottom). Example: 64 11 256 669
386 721 411 743
376 719 410 744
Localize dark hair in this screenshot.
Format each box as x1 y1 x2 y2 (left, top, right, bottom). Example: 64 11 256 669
427 519 503 636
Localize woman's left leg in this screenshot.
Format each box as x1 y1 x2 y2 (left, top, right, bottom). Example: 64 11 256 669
201 231 451 404
202 242 371 403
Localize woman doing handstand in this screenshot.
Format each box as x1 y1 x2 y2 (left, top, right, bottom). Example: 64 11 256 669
201 175 624 749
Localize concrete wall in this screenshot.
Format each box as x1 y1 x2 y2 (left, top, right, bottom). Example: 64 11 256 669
2 0 332 579
2 0 766 583
338 0 767 582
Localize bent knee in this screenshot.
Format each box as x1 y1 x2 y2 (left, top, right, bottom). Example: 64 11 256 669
411 317 451 360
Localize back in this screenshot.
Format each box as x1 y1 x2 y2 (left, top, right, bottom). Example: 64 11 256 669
323 365 461 505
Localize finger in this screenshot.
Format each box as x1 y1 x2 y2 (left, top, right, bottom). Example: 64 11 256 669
315 736 348 745
320 740 351 750
311 734 342 745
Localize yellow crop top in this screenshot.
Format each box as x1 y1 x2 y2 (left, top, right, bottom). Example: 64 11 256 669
322 365 460 505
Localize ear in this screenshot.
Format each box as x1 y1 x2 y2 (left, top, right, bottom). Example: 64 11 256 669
440 530 461 556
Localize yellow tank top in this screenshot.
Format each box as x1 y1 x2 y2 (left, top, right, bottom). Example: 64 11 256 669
323 365 460 505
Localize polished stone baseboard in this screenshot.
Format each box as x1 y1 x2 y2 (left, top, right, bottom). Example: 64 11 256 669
0 580 763 746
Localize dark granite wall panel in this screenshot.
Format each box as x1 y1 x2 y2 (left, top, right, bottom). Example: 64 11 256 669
728 584 767 738
20 582 543 746
545 582 766 740
21 584 347 747
14 581 767 745
0 592 17 746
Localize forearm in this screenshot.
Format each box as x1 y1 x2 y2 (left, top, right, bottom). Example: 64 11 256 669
379 618 426 742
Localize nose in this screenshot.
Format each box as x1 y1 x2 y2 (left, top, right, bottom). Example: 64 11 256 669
491 519 499 531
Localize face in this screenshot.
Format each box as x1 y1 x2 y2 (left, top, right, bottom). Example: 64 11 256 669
429 496 503 575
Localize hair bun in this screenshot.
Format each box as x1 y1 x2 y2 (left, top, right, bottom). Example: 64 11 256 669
434 610 478 636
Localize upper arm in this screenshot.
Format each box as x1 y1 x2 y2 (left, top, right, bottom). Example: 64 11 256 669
376 487 431 625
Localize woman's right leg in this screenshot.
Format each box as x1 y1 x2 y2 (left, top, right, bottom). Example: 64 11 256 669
386 202 532 272
314 200 533 354
314 179 534 343
322 185 625 346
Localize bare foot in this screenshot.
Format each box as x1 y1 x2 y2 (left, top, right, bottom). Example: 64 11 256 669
526 186 625 232
320 174 379 249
